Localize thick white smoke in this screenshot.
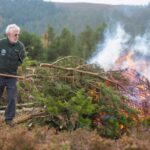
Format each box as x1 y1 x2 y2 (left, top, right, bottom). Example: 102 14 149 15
133 34 150 56
132 33 150 80
88 23 130 70
88 23 150 81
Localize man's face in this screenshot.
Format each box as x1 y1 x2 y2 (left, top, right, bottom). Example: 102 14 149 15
7 29 20 44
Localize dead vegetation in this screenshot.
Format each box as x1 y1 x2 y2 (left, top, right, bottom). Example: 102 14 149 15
0 123 150 150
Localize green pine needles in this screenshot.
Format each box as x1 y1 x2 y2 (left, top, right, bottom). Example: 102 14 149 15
17 57 139 139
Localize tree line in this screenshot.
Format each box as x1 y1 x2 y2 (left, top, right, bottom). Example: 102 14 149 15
19 23 106 62
0 0 150 36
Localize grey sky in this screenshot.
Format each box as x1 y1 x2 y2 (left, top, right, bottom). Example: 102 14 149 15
44 0 150 5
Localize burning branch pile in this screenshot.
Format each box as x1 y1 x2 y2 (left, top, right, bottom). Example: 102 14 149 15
120 68 150 118
1 56 150 138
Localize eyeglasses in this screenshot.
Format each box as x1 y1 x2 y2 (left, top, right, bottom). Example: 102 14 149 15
14 34 20 37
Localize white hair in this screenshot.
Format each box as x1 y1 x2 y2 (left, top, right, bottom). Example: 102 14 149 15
5 24 20 34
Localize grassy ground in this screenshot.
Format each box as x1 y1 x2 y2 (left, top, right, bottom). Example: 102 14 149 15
0 116 150 150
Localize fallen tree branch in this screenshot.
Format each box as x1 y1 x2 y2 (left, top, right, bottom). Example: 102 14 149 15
0 102 37 110
14 111 47 124
52 56 85 65
40 63 125 89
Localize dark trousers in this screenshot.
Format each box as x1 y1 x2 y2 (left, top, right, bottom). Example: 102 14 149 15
0 77 17 121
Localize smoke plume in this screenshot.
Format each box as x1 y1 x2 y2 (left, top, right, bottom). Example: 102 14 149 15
88 23 150 80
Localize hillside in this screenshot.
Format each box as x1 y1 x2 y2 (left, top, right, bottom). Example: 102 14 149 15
0 0 150 36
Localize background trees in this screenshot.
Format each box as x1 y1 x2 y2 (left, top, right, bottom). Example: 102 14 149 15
19 23 106 62
20 31 44 61
0 0 150 36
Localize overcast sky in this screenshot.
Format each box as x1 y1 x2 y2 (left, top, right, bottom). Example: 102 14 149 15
44 0 150 5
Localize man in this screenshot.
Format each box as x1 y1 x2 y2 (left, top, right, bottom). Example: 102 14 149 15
0 24 26 126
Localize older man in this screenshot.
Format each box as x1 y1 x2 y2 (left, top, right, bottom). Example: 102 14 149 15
0 24 26 126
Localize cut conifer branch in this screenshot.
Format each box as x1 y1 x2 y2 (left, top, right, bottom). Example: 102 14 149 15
40 63 125 89
14 111 47 124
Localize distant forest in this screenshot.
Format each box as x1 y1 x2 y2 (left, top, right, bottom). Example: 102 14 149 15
0 0 150 36
0 0 150 63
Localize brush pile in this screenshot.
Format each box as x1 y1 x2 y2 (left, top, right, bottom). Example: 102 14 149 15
1 56 150 138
